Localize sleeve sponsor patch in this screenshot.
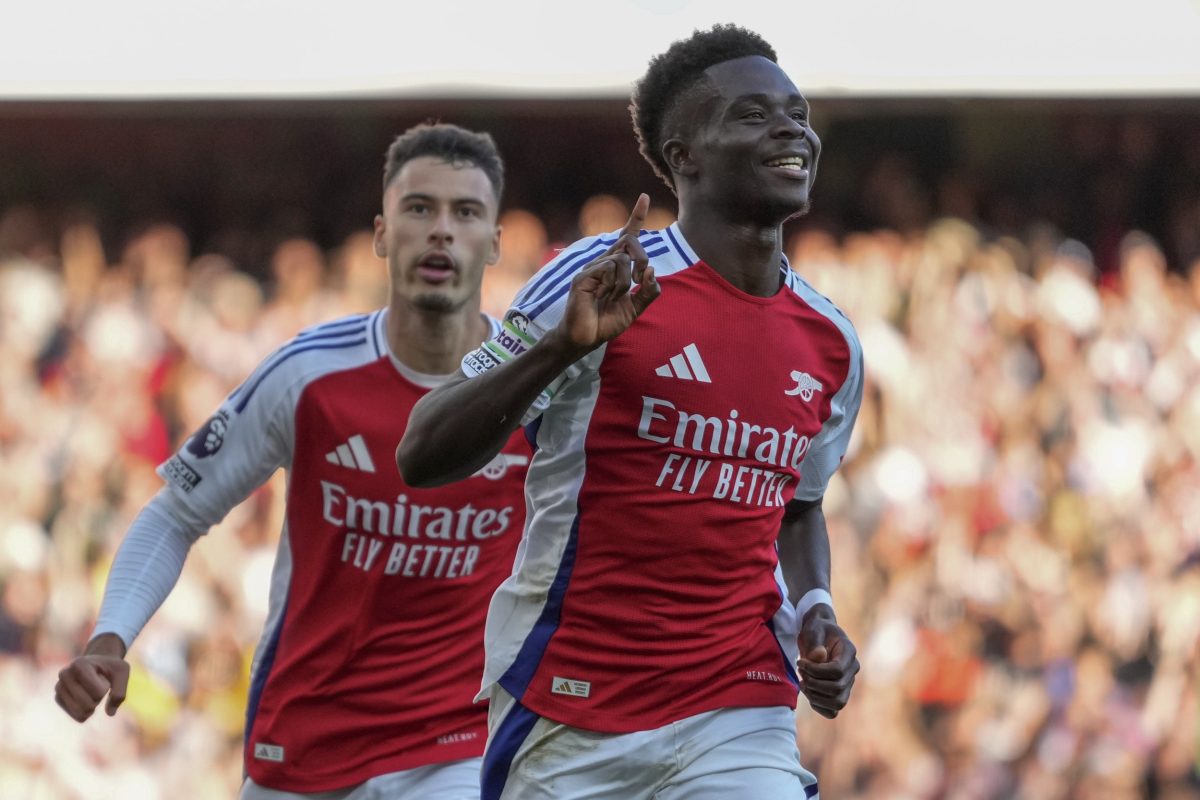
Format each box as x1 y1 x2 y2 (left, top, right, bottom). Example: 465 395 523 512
504 310 533 335
479 311 538 363
161 455 202 493
489 327 529 359
184 410 231 459
462 347 502 376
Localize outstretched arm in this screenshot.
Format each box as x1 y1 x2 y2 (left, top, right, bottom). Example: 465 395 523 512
55 490 205 721
777 496 859 719
56 330 294 723
398 194 660 487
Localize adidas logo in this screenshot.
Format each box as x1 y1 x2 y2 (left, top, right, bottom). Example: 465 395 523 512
253 742 285 762
325 434 376 473
655 343 711 383
550 676 591 698
785 371 824 402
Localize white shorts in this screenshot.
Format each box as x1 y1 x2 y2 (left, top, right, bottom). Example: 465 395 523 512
239 757 482 800
480 688 819 799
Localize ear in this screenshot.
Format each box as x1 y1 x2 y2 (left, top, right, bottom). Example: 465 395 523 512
372 214 386 258
663 138 697 181
487 223 502 267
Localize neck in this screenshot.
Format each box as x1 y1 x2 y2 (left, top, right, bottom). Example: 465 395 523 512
385 295 489 375
676 203 785 297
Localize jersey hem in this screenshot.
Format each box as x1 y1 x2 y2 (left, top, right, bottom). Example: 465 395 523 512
244 739 485 793
505 681 798 734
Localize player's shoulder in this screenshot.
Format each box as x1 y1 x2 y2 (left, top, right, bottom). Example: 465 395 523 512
292 310 379 342
782 268 862 354
228 310 387 414
277 311 386 371
512 223 694 321
555 225 674 261
782 268 857 332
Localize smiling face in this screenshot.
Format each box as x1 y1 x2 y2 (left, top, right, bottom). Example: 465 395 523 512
676 56 821 223
373 155 501 313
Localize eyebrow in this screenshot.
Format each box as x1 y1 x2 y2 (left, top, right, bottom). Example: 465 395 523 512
730 92 810 113
399 192 489 207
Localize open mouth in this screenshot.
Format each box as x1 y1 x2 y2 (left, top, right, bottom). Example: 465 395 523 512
415 252 456 284
763 154 811 178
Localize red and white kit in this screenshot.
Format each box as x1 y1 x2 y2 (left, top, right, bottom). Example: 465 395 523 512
157 310 532 792
461 222 863 735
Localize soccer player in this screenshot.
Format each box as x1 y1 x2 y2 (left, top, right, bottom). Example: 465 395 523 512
398 26 863 799
54 123 533 800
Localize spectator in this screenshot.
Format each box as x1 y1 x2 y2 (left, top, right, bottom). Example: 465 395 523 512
1 194 1198 797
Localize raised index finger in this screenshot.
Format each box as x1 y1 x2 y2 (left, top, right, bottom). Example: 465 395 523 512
620 193 650 238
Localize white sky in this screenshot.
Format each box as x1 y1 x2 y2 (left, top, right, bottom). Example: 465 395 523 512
4 0 1200 98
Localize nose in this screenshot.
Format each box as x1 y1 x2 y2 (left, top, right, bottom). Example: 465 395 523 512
772 114 821 162
770 112 807 140
428 208 455 245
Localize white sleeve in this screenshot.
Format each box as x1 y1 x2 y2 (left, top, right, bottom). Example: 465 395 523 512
101 340 298 648
91 489 205 649
157 343 295 527
461 235 611 425
794 337 864 502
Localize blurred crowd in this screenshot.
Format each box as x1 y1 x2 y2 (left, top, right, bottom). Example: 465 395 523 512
1 188 1198 798
794 222 1200 799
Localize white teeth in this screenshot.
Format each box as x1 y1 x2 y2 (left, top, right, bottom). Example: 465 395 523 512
767 156 807 169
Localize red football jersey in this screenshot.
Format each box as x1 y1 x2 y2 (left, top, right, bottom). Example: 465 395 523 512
159 310 530 791
461 223 862 733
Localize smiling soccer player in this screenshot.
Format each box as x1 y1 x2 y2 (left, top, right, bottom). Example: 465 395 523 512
399 26 864 800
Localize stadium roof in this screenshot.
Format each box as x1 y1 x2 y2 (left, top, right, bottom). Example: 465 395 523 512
5 0 1200 99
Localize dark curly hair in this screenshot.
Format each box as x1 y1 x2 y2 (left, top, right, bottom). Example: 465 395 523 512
383 122 505 202
630 25 777 192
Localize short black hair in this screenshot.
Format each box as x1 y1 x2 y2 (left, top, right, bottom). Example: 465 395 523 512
630 24 777 192
383 122 505 202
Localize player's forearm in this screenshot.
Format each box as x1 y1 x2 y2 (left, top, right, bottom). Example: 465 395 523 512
777 498 833 618
92 491 202 650
398 331 589 487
